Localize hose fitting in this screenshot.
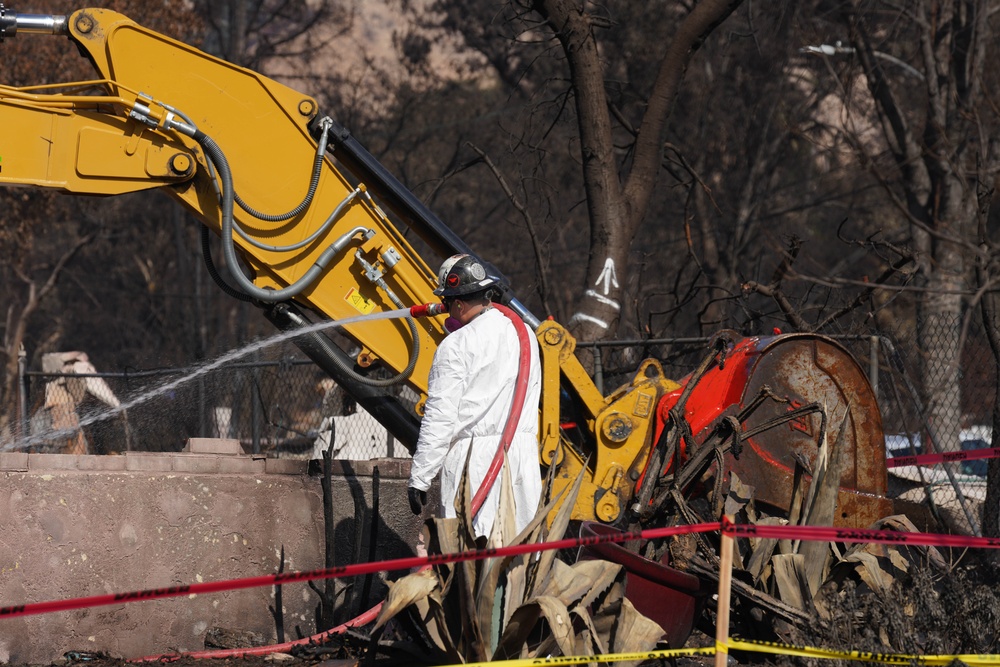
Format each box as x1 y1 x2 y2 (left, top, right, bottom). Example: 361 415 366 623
409 302 446 318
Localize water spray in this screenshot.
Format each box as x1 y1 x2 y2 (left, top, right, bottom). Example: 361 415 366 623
4 306 437 453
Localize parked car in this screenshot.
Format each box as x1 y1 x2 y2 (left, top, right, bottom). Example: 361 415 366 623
958 425 992 477
885 433 923 458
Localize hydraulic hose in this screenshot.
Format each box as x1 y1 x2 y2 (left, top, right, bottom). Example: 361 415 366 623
197 130 368 304
201 225 255 303
234 117 332 222
191 129 420 388
234 187 362 254
279 304 419 389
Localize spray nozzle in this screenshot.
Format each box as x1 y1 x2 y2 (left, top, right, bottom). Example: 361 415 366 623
409 302 447 318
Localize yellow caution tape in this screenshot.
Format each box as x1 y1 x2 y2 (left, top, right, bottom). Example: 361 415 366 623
448 638 1000 667
729 638 1000 666
460 646 715 667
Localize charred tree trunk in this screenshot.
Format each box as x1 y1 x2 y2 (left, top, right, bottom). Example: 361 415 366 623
532 0 744 341
841 2 995 458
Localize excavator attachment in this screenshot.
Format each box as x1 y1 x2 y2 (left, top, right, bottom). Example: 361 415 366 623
591 333 891 647
653 332 891 529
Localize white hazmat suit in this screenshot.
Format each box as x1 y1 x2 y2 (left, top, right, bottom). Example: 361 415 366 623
408 307 542 539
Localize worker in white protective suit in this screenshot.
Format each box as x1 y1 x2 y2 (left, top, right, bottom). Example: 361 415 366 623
407 254 542 543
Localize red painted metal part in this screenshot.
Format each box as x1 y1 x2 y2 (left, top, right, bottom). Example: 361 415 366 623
652 333 891 528
578 521 711 648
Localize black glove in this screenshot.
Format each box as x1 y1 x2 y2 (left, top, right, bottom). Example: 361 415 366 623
408 487 427 515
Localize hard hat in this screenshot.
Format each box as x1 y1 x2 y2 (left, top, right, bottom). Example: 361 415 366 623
433 254 498 298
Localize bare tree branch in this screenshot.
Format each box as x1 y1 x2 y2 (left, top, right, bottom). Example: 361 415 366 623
465 142 553 315
2 233 96 435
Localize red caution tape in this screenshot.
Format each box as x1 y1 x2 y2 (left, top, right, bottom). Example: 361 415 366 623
12 517 1000 622
0 522 721 619
886 446 1000 469
720 515 1000 549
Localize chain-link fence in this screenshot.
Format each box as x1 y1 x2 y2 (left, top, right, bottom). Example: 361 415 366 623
15 342 408 460
14 316 997 534
871 313 995 537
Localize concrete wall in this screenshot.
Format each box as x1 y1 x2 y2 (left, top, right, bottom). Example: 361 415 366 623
0 450 431 664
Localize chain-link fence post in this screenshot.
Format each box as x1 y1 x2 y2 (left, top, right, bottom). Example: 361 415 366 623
868 335 880 401
251 351 262 454
198 375 207 440
17 343 28 439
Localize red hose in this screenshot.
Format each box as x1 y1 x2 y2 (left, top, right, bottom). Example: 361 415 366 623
469 303 532 514
135 302 533 662
402 300 533 517
133 604 382 661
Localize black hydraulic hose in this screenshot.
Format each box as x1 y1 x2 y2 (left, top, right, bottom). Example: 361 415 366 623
197 131 342 303
234 188 361 254
201 225 254 303
275 302 418 388
194 129 419 387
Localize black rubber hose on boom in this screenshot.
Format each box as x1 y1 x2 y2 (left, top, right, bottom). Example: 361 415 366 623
194 129 419 388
